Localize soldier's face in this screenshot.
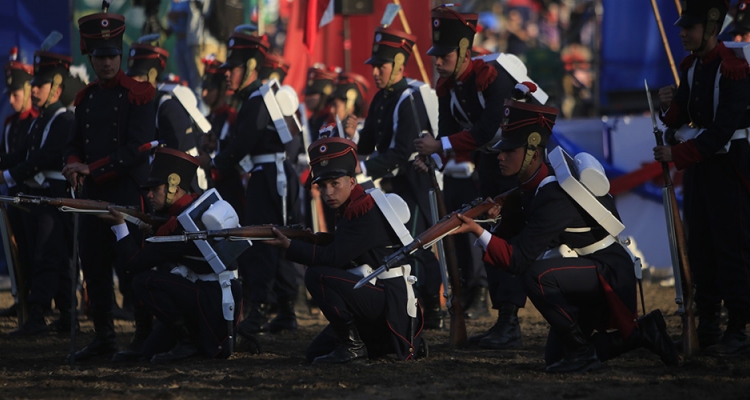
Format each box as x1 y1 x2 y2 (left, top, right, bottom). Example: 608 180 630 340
147 184 168 211
434 51 458 79
8 88 26 112
90 55 121 81
734 32 750 42
305 93 322 111
330 98 347 120
202 86 219 107
372 63 393 89
317 176 356 210
497 146 526 177
226 66 245 91
30 83 51 108
680 23 705 52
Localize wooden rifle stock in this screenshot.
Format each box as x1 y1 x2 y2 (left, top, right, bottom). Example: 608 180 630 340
422 158 467 349
192 225 335 245
655 129 699 358
14 194 156 227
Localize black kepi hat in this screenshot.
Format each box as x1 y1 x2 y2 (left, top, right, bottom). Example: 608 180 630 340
77 1 126 56
675 0 728 28
308 137 358 184
365 26 416 65
126 35 169 82
144 147 200 192
258 54 290 83
4 47 33 92
427 5 478 56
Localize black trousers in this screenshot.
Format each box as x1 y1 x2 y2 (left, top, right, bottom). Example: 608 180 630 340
24 203 73 310
304 266 392 362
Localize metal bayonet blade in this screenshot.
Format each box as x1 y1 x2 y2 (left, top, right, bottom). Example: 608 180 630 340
146 235 188 243
354 265 387 289
644 79 659 129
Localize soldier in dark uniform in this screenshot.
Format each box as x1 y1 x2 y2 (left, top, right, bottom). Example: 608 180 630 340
303 65 338 138
1 49 75 337
0 49 38 318
453 98 679 373
265 137 425 364
102 148 242 363
352 26 443 329
414 5 523 348
199 56 244 223
656 0 750 356
330 71 369 140
62 6 156 361
126 37 200 155
199 28 300 335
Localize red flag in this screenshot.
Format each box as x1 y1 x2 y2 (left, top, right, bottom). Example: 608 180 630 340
304 0 334 53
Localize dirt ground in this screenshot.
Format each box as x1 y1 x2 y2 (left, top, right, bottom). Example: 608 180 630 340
0 282 748 400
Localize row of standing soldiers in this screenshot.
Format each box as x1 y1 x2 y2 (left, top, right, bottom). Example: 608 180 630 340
1 0 746 370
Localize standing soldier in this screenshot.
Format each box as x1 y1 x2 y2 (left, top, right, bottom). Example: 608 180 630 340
0 48 38 318
329 71 369 142
199 56 244 222
656 0 750 356
198 27 301 335
63 5 156 361
303 65 338 138
352 26 443 329
414 5 524 348
2 47 75 336
126 37 198 154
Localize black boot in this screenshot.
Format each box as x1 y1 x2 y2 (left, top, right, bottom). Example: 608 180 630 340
545 324 601 373
704 309 749 357
6 305 48 338
269 299 298 333
421 294 444 330
113 307 153 362
478 304 522 349
696 303 723 348
49 308 80 335
312 321 368 365
237 302 270 335
68 313 118 362
151 320 199 363
637 309 680 366
464 287 491 320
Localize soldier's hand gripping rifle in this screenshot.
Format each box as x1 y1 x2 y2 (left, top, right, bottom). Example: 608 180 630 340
354 196 502 291
646 80 698 359
147 225 336 245
0 194 155 230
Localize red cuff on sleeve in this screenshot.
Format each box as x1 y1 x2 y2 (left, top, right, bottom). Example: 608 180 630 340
482 235 513 272
448 130 478 153
66 156 82 165
88 156 111 171
671 141 702 170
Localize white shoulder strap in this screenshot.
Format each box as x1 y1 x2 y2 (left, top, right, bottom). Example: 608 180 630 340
366 188 413 246
40 108 67 149
390 88 413 149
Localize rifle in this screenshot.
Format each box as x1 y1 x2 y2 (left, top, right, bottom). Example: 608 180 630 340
354 196 503 290
0 194 155 230
146 225 336 245
645 80 698 359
